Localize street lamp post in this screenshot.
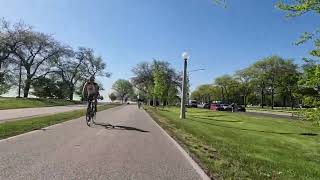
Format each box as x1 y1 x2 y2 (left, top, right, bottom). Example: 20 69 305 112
180 52 189 119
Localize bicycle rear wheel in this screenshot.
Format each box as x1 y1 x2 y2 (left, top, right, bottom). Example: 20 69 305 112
86 101 93 127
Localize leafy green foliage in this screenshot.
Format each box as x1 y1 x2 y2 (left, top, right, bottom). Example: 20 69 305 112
0 71 12 95
191 84 220 103
277 0 320 17
108 92 117 102
214 75 239 103
112 79 134 103
277 0 320 58
131 60 182 105
297 108 320 126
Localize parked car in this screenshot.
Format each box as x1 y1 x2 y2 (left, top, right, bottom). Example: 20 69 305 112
197 103 205 108
216 104 231 111
237 105 246 112
197 103 211 109
188 100 198 108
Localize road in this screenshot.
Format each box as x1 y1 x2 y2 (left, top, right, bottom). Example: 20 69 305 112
0 105 87 123
0 105 208 180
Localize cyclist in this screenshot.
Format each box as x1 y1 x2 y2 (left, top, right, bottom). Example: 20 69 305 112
137 95 142 109
82 76 103 113
138 98 142 109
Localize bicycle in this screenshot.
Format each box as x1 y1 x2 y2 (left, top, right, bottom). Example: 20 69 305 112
138 101 142 109
86 98 97 127
86 95 103 127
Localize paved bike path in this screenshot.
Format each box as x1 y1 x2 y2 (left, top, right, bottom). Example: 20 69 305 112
0 105 208 180
0 105 87 123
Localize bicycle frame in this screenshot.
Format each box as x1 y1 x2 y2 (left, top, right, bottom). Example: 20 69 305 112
86 99 97 127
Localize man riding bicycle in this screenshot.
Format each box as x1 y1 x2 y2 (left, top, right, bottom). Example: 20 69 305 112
82 76 103 113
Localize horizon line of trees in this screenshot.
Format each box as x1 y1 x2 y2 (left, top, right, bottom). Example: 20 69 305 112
191 55 319 109
0 18 110 100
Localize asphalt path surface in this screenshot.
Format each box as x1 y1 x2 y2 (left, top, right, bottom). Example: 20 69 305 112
0 105 208 180
0 105 86 123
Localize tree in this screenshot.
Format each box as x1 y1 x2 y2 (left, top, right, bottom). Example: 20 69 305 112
112 79 133 103
0 19 28 70
298 59 320 107
191 84 217 103
109 93 117 102
235 68 253 107
276 60 300 108
31 76 69 99
214 75 238 103
31 76 57 98
11 28 65 97
131 60 182 106
262 56 284 109
153 66 168 107
0 19 29 95
53 47 109 100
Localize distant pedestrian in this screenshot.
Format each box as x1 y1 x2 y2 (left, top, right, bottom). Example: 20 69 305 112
231 103 235 112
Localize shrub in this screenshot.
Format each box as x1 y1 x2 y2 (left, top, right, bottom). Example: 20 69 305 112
297 108 320 126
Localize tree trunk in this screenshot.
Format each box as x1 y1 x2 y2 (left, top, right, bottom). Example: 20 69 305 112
221 87 225 103
225 88 229 104
69 93 74 101
244 95 247 107
271 87 274 109
290 90 294 110
153 96 156 107
283 95 286 107
23 78 32 98
69 86 74 101
261 88 264 109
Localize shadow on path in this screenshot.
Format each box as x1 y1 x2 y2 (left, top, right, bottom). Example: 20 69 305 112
189 119 318 136
94 122 149 133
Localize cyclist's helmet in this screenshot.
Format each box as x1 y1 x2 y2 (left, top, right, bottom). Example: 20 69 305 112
89 76 95 82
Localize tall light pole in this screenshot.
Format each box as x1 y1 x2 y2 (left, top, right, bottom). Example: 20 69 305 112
180 52 189 119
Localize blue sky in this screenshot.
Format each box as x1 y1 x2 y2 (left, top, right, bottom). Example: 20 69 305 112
1 0 318 98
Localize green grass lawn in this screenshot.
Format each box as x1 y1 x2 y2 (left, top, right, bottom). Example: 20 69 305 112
246 106 301 113
145 107 320 179
0 97 81 110
0 104 120 139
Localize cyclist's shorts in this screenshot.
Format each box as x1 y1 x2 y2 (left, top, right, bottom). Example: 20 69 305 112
88 94 98 101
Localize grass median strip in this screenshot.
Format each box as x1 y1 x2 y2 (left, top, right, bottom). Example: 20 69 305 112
0 104 120 139
0 97 81 110
145 106 320 179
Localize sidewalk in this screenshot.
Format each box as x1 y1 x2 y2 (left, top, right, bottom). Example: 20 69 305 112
0 105 86 123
